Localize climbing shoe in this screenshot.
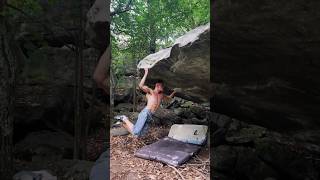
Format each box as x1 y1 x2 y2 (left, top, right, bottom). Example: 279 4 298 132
113 115 128 122
112 121 122 128
112 115 128 128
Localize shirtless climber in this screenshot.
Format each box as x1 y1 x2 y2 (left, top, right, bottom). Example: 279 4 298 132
114 68 177 137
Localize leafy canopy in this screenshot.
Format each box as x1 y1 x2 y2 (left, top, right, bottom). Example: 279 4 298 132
111 0 209 79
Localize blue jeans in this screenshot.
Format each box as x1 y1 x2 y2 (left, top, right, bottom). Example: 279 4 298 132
133 108 153 136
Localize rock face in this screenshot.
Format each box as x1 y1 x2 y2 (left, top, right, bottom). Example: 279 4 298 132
86 0 110 50
5 1 110 179
63 160 94 180
13 170 57 180
113 96 210 127
213 1 320 135
212 2 320 178
211 112 320 180
12 0 111 139
14 131 74 161
138 24 211 103
14 46 106 137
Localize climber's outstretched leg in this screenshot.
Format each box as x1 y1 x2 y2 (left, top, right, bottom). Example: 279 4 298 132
114 107 152 137
122 119 134 135
114 115 134 134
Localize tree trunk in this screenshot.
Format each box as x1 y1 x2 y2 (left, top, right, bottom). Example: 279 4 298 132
73 47 80 159
79 0 87 160
74 0 85 160
0 17 15 180
147 0 156 54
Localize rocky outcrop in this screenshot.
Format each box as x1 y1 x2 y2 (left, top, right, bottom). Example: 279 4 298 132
12 0 111 137
113 96 210 127
63 160 94 180
212 2 320 178
86 0 110 50
13 170 57 180
137 23 211 103
211 112 320 180
6 1 110 179
213 0 320 136
13 159 96 180
14 131 74 161
13 47 107 136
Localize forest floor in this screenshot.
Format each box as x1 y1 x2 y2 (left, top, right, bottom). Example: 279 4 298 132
110 126 210 180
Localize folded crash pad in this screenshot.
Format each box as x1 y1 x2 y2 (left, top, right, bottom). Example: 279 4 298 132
168 124 208 145
135 137 201 166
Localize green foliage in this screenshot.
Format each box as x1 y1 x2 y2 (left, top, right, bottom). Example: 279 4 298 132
2 0 62 24
2 0 43 18
111 0 209 81
9 0 42 13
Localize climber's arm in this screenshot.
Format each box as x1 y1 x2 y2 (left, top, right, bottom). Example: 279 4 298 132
163 90 177 101
168 90 176 98
139 68 152 94
93 46 109 94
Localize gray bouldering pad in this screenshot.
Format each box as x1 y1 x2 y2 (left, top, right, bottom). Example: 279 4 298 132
134 137 201 167
168 124 208 145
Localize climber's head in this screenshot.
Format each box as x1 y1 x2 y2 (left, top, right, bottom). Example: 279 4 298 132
154 79 164 94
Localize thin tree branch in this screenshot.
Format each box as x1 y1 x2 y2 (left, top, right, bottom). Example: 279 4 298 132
111 0 133 16
194 168 208 179
4 2 76 51
168 165 186 180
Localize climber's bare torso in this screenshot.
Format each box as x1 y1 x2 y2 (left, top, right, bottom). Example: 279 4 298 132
146 91 163 113
139 68 176 113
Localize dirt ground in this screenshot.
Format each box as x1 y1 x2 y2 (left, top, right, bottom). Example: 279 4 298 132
110 126 210 180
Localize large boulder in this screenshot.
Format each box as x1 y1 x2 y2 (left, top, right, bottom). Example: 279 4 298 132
86 0 110 50
14 131 74 161
137 23 211 103
152 108 183 126
16 0 93 48
213 0 320 134
11 0 110 137
211 112 320 179
18 47 98 87
13 170 57 180
14 47 104 135
63 160 94 180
